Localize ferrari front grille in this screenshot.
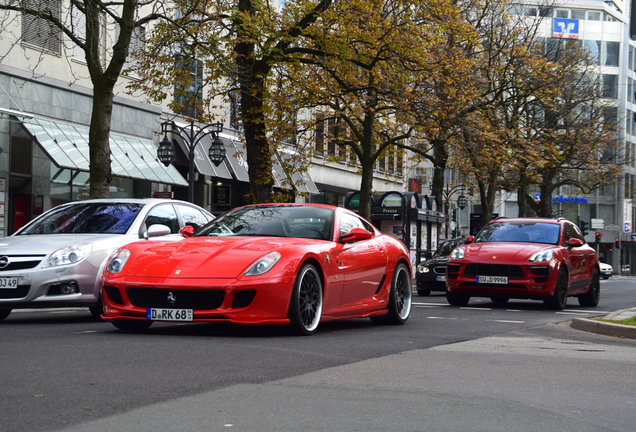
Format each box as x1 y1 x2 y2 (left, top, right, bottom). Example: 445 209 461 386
126 287 225 310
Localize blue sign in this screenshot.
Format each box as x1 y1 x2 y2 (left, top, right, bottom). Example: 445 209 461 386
553 18 579 39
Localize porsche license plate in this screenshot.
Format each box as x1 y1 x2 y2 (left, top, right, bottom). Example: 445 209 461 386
436 275 446 282
0 277 18 289
147 308 193 321
477 276 508 284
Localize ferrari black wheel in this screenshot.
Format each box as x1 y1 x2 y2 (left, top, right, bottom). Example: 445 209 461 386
288 263 323 336
544 268 568 310
112 320 153 332
371 263 412 325
578 269 600 307
0 308 11 322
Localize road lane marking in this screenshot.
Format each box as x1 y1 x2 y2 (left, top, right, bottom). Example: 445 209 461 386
487 320 526 323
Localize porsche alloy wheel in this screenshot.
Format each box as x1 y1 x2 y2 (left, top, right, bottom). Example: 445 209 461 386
371 263 412 325
112 320 153 332
578 269 600 307
545 268 568 310
289 263 323 336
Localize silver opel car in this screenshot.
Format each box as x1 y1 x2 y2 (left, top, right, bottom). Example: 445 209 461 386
0 198 213 322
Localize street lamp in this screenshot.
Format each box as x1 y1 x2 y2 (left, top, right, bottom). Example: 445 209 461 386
158 120 224 203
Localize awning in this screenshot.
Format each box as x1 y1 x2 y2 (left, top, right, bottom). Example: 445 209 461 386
277 148 320 194
174 133 233 180
19 116 188 186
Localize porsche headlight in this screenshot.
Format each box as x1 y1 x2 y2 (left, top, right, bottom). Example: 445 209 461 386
529 251 554 262
43 243 92 268
106 249 131 274
450 248 464 260
244 251 281 276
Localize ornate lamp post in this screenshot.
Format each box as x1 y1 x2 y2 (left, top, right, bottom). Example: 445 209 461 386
158 120 224 203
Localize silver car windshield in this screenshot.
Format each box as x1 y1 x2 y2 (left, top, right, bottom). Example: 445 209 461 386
18 203 143 235
474 221 560 245
196 205 335 240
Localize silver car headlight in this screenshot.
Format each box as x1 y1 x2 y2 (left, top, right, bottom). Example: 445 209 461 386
529 251 554 262
244 252 281 276
106 249 131 274
450 248 464 260
43 243 93 268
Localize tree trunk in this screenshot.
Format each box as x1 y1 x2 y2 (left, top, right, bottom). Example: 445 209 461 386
88 84 114 198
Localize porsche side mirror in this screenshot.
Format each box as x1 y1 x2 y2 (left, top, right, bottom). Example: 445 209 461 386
340 227 373 243
464 235 475 244
180 225 195 238
567 238 584 249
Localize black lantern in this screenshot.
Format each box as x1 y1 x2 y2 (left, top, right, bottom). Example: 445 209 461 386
209 135 226 167
457 194 468 210
157 135 175 167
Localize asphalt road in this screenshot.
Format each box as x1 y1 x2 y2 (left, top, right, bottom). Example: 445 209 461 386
1 276 635 432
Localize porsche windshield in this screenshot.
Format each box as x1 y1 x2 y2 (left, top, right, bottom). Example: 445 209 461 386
18 203 143 235
196 206 335 240
474 221 560 245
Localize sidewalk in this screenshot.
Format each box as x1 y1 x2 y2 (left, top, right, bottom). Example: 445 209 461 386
571 307 636 340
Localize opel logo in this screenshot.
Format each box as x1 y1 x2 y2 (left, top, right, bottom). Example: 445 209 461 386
0 256 9 269
167 292 176 305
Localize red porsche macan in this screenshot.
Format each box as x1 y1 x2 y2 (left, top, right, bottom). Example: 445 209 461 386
101 204 412 335
446 217 600 310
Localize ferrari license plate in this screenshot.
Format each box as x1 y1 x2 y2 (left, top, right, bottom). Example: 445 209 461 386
146 308 193 321
436 275 446 282
0 277 18 289
477 275 508 284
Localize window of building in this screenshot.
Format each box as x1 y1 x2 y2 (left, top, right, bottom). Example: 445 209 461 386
584 40 601 64
315 113 325 157
602 41 620 67
629 47 633 71
604 12 617 22
571 10 585 19
122 26 145 77
21 0 61 54
627 111 632 135
602 74 618 99
524 7 537 16
628 81 633 104
556 9 568 18
174 54 203 118
538 7 553 17
587 11 600 21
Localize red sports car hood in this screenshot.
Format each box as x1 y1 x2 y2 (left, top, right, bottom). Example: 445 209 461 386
461 242 555 262
122 236 309 279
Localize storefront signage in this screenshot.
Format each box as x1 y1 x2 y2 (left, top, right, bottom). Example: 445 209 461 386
553 18 579 39
624 199 632 233
551 195 588 203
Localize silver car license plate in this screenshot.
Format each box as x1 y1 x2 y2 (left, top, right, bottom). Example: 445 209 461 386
0 277 19 289
476 275 508 284
146 308 193 321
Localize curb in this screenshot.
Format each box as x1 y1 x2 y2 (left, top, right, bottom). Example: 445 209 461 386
571 312 636 340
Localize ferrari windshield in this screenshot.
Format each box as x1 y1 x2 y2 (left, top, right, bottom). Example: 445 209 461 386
196 205 335 240
474 221 561 245
18 203 143 235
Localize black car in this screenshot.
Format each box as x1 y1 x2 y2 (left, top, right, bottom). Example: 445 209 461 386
416 238 464 296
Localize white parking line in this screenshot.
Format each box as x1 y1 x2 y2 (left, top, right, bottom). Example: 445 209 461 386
460 307 492 311
427 316 457 320
487 320 526 323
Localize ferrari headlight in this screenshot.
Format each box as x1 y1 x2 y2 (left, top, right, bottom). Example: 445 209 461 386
43 243 92 268
529 251 554 262
244 251 281 276
450 248 464 260
106 249 131 274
